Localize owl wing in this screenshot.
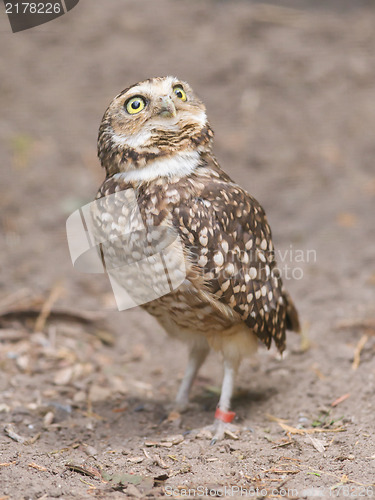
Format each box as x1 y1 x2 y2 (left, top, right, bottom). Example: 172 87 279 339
95 167 299 352
171 171 299 353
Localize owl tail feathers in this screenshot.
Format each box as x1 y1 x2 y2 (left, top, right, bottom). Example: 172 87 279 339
283 290 301 333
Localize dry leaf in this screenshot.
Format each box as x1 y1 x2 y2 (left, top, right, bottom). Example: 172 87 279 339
128 457 144 464
145 435 184 448
162 435 184 445
144 441 159 447
307 435 326 453
224 429 239 440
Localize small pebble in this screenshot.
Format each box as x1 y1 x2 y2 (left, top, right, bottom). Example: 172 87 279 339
84 445 98 456
43 411 54 426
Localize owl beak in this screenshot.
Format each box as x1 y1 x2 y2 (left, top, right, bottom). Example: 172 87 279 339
158 96 177 118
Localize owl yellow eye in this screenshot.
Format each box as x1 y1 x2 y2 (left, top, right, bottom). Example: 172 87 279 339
125 96 146 115
173 85 187 101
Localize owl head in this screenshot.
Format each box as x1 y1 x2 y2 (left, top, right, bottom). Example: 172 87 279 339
98 76 213 176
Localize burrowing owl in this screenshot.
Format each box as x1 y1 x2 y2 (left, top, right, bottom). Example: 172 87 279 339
95 76 300 441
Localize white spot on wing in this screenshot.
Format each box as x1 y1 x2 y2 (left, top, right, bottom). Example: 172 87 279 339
249 267 257 279
213 252 224 266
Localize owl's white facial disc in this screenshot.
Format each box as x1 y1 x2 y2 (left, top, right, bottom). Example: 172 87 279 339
109 76 207 149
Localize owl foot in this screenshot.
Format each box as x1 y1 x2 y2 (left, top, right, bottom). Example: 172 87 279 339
210 419 240 445
190 419 241 444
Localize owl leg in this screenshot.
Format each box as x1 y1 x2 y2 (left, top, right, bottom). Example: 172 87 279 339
190 357 240 443
175 340 210 411
209 358 239 443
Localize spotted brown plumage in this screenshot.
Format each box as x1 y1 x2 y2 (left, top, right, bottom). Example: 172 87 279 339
95 76 300 441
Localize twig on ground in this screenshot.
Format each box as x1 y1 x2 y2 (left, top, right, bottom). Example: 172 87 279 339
28 462 47 472
331 393 350 407
4 424 41 445
34 282 64 332
279 422 345 436
0 289 42 314
65 463 101 478
352 334 369 370
0 307 106 325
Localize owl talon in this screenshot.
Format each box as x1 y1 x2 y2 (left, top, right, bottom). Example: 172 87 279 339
212 419 240 442
192 420 241 443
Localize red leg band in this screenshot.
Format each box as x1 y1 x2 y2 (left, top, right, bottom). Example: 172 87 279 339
215 408 236 423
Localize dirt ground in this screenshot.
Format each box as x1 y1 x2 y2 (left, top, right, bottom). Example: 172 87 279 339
1 0 375 498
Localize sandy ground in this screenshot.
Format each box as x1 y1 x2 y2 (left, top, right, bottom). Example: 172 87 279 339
1 0 375 498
